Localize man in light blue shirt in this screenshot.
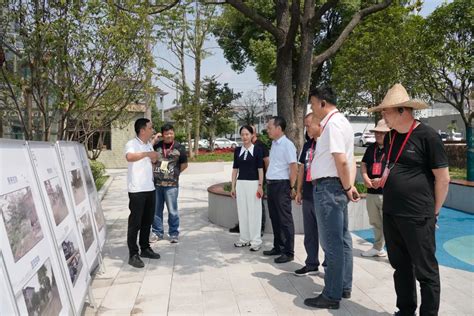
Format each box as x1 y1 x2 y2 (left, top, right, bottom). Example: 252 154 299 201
263 116 298 264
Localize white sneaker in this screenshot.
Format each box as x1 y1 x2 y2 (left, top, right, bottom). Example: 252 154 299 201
149 232 161 243
361 248 387 257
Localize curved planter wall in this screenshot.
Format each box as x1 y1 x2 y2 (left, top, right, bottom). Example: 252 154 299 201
208 183 372 234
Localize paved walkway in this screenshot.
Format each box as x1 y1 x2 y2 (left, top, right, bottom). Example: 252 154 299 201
84 162 473 315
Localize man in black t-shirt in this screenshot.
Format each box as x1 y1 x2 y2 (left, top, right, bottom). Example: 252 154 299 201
150 123 188 243
368 84 450 316
294 111 323 276
360 119 390 257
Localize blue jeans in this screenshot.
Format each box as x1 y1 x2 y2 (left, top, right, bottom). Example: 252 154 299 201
313 178 353 301
152 186 179 237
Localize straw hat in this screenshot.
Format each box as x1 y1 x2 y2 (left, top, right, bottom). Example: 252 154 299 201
370 119 390 133
367 84 428 112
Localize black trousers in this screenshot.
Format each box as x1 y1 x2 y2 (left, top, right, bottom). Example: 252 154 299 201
383 214 440 316
128 191 156 257
267 181 294 256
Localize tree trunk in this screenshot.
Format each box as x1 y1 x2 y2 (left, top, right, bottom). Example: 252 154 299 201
192 2 202 157
276 47 295 144
465 121 473 181
292 0 315 150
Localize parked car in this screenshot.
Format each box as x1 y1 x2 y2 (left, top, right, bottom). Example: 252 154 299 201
439 132 448 142
214 138 238 149
354 131 375 147
184 139 209 150
449 132 463 141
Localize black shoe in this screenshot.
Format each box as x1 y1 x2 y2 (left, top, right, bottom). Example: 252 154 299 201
263 248 281 256
274 254 294 264
128 254 145 268
140 248 161 259
342 290 351 299
294 266 319 276
229 224 240 233
304 294 340 309
394 312 415 316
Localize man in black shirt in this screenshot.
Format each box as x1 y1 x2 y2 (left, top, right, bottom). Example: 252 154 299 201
151 123 188 243
360 119 390 257
368 84 450 316
294 111 323 276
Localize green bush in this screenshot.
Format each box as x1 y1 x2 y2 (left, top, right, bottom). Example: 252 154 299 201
90 160 106 182
354 182 367 194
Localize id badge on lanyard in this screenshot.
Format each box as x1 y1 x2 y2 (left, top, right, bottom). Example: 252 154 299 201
372 162 382 176
379 166 391 188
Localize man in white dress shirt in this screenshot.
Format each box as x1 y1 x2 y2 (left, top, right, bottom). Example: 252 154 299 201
304 87 359 310
263 116 298 264
125 118 161 268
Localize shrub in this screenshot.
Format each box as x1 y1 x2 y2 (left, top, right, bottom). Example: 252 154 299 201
90 160 106 182
444 144 467 169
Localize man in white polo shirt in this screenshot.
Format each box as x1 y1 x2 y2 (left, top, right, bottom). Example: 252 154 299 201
125 118 161 268
304 87 359 310
263 116 298 264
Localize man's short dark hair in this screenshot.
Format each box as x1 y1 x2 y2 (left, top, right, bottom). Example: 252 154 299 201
161 123 174 133
270 116 287 132
309 86 337 105
134 118 150 136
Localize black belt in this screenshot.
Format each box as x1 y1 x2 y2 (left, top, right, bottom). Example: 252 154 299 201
311 177 340 186
266 179 289 184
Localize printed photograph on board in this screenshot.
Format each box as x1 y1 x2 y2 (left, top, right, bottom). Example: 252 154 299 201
22 259 62 316
90 195 105 232
61 231 83 286
0 187 44 262
70 169 86 206
79 213 94 252
82 163 95 194
44 177 69 226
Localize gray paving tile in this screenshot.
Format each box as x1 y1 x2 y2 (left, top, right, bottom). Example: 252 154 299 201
88 164 474 316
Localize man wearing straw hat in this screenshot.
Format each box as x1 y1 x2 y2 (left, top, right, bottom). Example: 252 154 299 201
360 119 390 257
368 84 450 316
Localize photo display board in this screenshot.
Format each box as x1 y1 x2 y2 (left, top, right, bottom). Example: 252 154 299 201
0 139 71 316
28 141 91 313
56 142 100 272
76 144 106 249
1 252 19 316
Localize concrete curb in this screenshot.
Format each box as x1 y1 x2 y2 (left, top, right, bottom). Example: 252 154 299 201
97 175 114 201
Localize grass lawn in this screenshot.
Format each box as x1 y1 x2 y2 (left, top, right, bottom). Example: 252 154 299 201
95 175 109 191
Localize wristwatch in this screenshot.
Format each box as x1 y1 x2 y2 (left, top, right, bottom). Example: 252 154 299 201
343 185 352 192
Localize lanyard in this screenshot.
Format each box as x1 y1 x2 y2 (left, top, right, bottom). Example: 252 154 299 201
386 120 417 165
321 110 339 133
162 141 174 159
373 146 385 163
308 140 316 162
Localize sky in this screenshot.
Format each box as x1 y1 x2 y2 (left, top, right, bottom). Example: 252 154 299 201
154 0 451 110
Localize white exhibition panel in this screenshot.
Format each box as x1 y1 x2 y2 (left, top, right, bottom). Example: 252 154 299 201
1 252 19 316
76 144 106 249
28 141 91 313
0 139 71 315
56 142 100 272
